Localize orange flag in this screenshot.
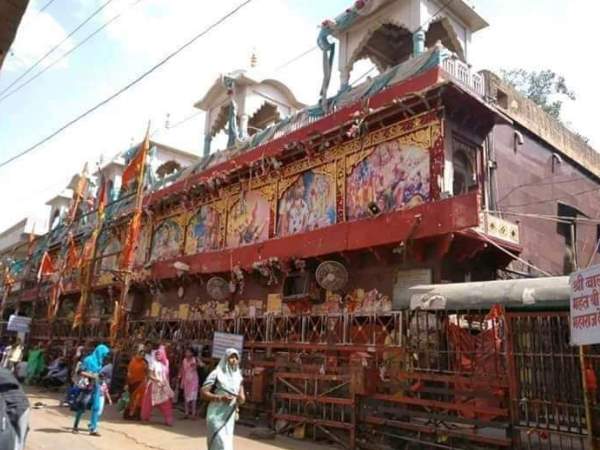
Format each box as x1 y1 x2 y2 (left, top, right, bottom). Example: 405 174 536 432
68 164 89 222
72 289 88 330
122 135 150 190
96 175 108 217
109 300 121 344
120 213 141 270
47 282 63 320
37 251 55 281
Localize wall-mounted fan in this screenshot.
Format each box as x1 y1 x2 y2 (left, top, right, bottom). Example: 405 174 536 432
206 276 230 301
315 261 348 292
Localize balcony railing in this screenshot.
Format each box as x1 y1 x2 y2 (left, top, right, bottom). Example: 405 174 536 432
475 211 520 246
441 55 485 97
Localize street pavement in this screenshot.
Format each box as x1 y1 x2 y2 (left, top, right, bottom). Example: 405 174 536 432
24 389 333 450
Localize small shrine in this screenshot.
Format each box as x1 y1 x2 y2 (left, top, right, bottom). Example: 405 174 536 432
195 69 305 155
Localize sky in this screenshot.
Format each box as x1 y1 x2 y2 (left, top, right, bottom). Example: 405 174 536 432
0 0 598 234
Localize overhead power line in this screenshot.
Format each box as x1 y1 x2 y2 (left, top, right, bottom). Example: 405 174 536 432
39 0 58 13
0 0 254 170
273 46 317 72
0 0 146 104
500 186 600 209
0 0 115 98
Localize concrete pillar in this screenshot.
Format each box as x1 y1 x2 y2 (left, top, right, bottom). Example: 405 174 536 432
203 134 212 157
239 113 249 139
412 29 426 56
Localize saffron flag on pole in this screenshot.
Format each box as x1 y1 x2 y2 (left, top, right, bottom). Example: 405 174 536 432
68 163 89 222
65 236 79 271
37 251 55 281
122 134 150 190
96 174 108 217
120 212 141 270
120 130 149 269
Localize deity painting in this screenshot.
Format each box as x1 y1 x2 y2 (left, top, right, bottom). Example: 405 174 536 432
134 224 150 266
278 170 336 237
226 191 269 247
186 206 221 254
346 141 430 221
150 219 183 261
100 237 121 273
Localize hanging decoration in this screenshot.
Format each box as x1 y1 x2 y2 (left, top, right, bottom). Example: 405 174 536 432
229 265 244 294
251 257 281 286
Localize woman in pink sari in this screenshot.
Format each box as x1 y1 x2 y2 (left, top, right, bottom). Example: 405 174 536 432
140 345 174 426
178 347 201 419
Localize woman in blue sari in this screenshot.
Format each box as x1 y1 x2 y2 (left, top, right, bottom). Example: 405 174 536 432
72 344 110 436
201 348 245 450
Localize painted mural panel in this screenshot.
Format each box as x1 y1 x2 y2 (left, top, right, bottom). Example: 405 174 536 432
150 219 183 261
278 170 336 236
100 236 121 274
186 205 221 254
226 191 269 247
134 223 151 266
346 141 430 221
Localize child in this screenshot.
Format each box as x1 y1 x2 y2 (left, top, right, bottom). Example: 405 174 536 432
91 372 112 435
178 347 200 419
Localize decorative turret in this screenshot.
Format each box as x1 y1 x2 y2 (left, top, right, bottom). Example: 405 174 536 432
317 0 488 107
195 69 305 156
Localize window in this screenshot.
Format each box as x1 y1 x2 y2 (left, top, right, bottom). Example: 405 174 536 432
557 202 586 274
282 272 310 300
556 203 582 246
496 89 508 109
452 135 478 196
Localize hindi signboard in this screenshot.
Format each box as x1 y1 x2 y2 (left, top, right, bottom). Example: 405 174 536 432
7 315 31 333
570 265 600 346
211 332 244 359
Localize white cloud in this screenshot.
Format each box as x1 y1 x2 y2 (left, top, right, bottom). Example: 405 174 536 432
0 0 325 232
1 0 597 236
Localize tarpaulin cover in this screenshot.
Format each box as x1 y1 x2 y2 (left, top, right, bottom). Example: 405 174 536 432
447 305 505 420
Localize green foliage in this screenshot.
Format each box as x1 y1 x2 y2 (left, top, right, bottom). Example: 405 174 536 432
500 69 576 119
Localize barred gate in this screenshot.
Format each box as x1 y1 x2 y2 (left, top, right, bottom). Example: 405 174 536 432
506 311 597 450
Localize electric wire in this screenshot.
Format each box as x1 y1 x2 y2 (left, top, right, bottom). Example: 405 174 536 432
0 0 254 170
38 0 57 13
0 0 115 98
0 0 146 104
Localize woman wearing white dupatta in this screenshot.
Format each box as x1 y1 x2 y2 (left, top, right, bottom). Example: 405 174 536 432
201 348 245 450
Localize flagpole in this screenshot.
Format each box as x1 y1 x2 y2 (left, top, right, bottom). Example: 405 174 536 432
73 164 108 331
42 163 89 321
113 123 150 345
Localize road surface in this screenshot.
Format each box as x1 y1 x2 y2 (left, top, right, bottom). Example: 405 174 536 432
24 389 333 450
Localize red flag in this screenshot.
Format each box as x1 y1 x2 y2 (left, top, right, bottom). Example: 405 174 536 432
122 135 150 190
37 251 55 281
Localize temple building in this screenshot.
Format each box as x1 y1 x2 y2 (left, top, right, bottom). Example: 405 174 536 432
1 1 599 448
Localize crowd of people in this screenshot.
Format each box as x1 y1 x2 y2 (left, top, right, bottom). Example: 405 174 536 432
0 337 246 449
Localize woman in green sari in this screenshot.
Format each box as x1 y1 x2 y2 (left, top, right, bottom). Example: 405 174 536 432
201 349 245 450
